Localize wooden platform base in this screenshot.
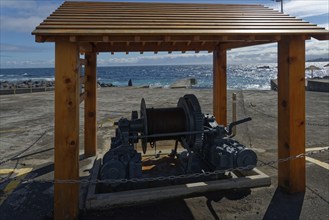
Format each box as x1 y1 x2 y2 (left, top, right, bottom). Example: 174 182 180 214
85 158 271 210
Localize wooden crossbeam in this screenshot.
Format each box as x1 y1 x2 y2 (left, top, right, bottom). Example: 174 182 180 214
35 34 286 43
79 91 87 104
95 41 216 52
79 58 87 66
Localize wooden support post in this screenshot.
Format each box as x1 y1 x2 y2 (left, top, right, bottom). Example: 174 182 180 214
84 52 97 157
278 36 306 193
54 41 80 219
213 47 227 126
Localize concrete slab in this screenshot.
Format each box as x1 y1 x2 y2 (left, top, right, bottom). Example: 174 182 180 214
307 79 329 92
0 88 328 219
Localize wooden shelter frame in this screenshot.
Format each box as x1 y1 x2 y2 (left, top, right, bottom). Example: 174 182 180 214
32 1 329 219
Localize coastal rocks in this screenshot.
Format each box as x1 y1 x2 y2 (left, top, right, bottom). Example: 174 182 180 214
98 82 114 88
0 80 55 89
170 78 197 89
0 80 116 90
0 80 55 95
0 80 118 95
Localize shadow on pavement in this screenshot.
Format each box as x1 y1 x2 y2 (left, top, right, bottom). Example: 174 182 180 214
0 154 90 220
80 198 195 220
205 189 252 220
263 187 305 220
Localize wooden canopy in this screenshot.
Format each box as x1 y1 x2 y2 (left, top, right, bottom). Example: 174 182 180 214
32 1 328 220
33 1 328 52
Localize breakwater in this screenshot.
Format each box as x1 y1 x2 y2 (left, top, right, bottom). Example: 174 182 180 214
0 80 115 95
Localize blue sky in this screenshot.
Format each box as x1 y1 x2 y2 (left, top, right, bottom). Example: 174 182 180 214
0 0 328 68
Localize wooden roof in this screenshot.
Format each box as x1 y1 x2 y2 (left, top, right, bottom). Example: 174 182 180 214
33 1 328 52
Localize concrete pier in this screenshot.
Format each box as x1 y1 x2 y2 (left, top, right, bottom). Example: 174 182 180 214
0 88 328 219
271 78 329 92
307 79 329 92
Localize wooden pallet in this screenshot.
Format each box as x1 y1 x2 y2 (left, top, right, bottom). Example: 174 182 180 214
85 158 271 210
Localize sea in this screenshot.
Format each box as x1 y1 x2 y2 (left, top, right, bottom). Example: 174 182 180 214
0 62 328 90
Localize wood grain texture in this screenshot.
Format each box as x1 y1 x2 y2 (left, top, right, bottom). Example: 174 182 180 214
213 47 227 126
54 41 80 220
84 52 97 157
277 36 306 193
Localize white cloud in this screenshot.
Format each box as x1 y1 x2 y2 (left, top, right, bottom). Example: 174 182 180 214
283 0 329 18
0 0 58 33
318 23 329 30
1 16 44 33
0 0 37 9
2 58 54 67
266 0 329 18
306 40 329 59
0 43 42 52
97 52 212 66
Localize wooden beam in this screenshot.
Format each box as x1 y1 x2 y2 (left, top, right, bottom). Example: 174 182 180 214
221 41 276 50
35 35 47 42
79 58 87 66
278 35 306 193
34 34 286 44
95 41 217 52
84 52 97 157
80 75 87 85
103 36 109 42
79 91 87 104
93 40 278 53
213 46 227 126
69 36 76 42
79 43 93 53
54 41 80 220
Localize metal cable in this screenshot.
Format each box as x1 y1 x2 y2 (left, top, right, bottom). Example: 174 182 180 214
0 129 50 165
7 147 326 185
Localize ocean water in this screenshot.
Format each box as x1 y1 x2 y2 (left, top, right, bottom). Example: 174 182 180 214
0 62 328 90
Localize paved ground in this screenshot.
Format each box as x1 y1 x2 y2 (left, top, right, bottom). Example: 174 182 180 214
0 87 328 219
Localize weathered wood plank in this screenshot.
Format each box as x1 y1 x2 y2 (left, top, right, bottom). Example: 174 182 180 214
85 160 270 210
62 2 262 7
84 52 97 157
213 47 227 126
54 41 80 220
38 25 320 30
278 35 306 193
41 22 311 26
49 14 293 18
32 29 327 35
53 11 284 16
46 17 304 21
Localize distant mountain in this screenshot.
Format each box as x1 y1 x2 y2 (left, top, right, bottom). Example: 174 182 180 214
307 58 329 62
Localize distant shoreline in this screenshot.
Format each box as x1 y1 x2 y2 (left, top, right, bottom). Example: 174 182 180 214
1 62 327 91
0 80 115 95
0 60 328 70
